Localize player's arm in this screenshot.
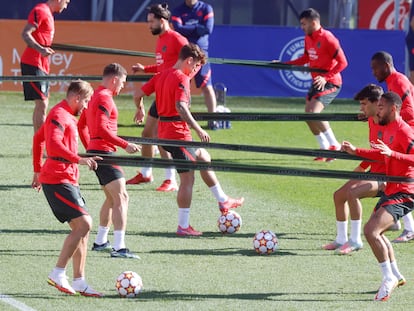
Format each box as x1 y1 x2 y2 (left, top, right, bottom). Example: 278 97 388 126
133 88 146 124
171 15 196 37
32 123 46 191
21 23 54 57
77 110 90 150
284 51 309 66
376 134 414 164
176 101 210 142
323 38 348 80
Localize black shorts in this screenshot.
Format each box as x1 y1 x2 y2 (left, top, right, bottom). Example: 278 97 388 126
148 101 159 118
307 82 341 106
162 145 197 173
88 150 124 185
374 192 414 222
42 183 88 223
20 63 49 100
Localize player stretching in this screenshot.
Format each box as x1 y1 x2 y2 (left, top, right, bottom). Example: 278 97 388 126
32 80 103 297
133 43 244 236
342 92 413 302
285 8 348 161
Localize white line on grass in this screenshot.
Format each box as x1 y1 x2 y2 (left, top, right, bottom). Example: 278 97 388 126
0 294 37 311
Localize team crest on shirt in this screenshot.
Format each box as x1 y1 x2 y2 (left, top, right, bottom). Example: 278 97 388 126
377 131 383 140
279 36 312 93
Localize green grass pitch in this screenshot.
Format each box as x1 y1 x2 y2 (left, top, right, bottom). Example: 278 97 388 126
1 91 413 310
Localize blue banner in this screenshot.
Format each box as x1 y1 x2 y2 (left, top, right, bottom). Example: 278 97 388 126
209 25 406 98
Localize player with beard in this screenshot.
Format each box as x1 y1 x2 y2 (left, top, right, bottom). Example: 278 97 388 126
126 3 188 192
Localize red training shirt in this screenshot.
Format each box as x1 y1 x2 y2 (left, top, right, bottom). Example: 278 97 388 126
286 27 348 86
33 100 81 185
359 117 386 173
144 29 188 73
21 3 54 73
356 117 414 195
141 67 192 140
385 71 414 126
83 86 128 152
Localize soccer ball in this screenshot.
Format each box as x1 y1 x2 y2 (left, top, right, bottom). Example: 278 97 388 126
253 230 279 255
218 210 242 234
115 271 143 298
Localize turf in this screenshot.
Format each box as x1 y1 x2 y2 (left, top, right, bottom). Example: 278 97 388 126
1 92 413 310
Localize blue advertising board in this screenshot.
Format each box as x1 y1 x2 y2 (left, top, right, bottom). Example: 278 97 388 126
209 25 406 98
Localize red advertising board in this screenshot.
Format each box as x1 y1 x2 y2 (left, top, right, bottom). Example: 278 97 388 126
358 0 411 29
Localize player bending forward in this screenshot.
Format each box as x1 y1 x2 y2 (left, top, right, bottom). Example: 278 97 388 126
32 80 103 297
133 43 244 236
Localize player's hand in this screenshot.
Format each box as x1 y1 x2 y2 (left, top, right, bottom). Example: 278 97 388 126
79 156 102 170
371 139 392 157
197 129 210 142
132 63 145 73
134 107 145 124
31 173 41 192
313 75 327 91
125 143 141 154
341 141 356 155
40 46 55 57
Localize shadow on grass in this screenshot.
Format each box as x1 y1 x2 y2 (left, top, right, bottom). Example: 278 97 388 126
148 247 296 257
102 290 373 302
133 230 288 239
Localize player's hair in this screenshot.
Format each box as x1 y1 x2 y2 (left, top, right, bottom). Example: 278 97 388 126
67 80 93 98
179 43 207 65
103 63 127 78
354 84 384 102
382 91 402 111
371 51 394 66
299 8 320 21
148 3 170 20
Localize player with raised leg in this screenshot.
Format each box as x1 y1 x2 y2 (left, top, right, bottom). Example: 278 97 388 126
133 43 244 236
32 80 103 297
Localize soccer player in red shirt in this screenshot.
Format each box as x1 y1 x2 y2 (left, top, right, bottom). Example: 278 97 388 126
81 63 141 259
126 3 189 192
286 8 348 161
322 84 395 255
342 92 414 301
32 80 103 297
132 43 244 236
370 51 414 243
21 0 71 132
